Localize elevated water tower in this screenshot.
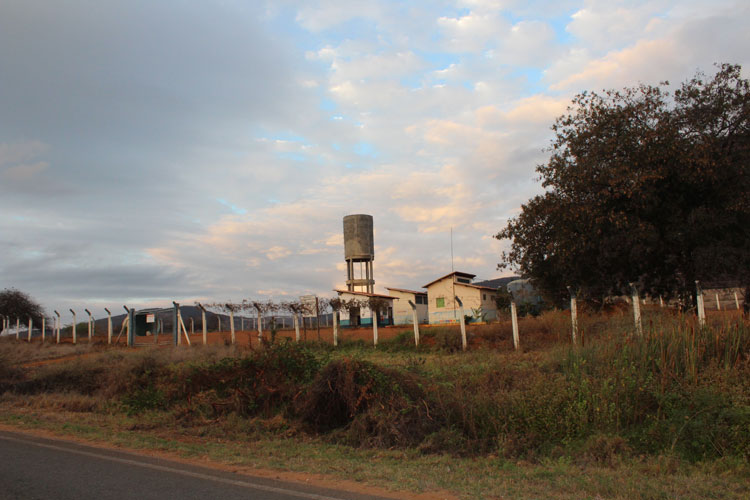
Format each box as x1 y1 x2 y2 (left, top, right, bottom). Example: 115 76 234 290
343 214 374 293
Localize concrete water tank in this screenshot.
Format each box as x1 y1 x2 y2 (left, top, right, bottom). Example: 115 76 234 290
343 214 374 261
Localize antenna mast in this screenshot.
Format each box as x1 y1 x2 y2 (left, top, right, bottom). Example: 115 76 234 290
450 227 454 272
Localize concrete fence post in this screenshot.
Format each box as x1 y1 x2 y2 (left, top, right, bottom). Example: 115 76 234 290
16 317 20 340
510 297 520 351
315 297 321 342
715 293 721 311
293 313 300 342
455 296 467 351
104 308 112 345
54 311 61 343
172 302 180 346
659 296 664 308
70 309 77 345
566 287 578 345
333 311 339 347
629 283 643 336
372 309 378 347
197 303 207 345
85 309 93 342
28 317 32 342
408 300 419 347
126 306 135 347
217 316 221 333
735 292 741 310
695 281 706 327
41 316 46 342
228 306 236 345
256 308 263 341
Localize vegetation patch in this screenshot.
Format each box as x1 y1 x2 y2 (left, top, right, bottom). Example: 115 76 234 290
1 312 748 468
298 357 438 447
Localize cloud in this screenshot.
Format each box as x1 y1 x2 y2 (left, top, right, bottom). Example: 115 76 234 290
2 0 748 315
477 95 569 126
438 12 510 53
0 141 52 192
548 2 750 92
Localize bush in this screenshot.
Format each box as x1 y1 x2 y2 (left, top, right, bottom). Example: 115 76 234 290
174 340 321 417
297 357 439 447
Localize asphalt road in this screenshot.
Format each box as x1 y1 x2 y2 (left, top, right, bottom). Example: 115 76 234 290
0 430 394 500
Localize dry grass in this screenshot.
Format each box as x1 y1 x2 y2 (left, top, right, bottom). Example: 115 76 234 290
1 309 748 499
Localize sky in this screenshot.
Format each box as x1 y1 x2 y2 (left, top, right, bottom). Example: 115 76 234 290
1 0 749 317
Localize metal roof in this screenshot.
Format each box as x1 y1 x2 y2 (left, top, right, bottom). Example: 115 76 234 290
333 290 395 300
385 287 427 296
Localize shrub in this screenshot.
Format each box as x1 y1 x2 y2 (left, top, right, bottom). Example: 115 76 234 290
297 357 439 447
174 340 321 417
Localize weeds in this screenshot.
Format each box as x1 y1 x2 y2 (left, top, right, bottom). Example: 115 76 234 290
297 357 438 447
0 311 747 465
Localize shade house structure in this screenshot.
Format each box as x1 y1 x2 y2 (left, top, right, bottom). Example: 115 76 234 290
126 303 184 347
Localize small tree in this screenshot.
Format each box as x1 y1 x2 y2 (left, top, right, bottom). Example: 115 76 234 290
206 302 243 343
243 299 278 343
341 298 365 327
0 289 45 332
324 297 345 346
497 64 750 306
367 297 389 325
367 297 390 347
281 300 308 342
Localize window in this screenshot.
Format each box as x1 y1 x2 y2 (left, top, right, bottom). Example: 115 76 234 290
416 295 426 305
483 294 487 300
436 297 445 308
456 277 471 284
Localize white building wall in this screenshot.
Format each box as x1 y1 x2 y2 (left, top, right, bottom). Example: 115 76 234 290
425 278 498 324
388 289 428 325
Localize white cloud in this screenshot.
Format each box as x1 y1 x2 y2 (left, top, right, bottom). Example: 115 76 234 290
3 1 750 312
438 12 510 52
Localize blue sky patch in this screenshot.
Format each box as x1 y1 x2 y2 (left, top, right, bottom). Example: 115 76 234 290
319 98 337 111
353 142 378 158
549 12 575 44
417 50 459 71
275 152 307 163
216 198 247 215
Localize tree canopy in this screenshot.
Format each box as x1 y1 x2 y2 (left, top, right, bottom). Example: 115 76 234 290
497 64 750 305
0 288 45 327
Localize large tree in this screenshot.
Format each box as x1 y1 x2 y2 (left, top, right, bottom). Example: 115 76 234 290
497 64 750 306
0 288 45 331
